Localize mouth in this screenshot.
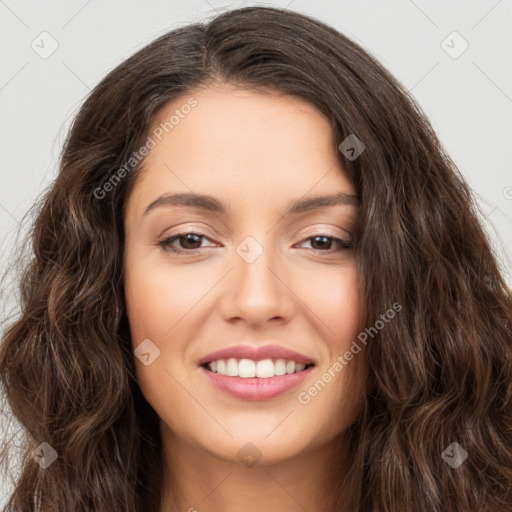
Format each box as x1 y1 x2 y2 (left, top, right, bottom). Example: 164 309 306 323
198 357 316 401
200 358 315 378
197 343 316 400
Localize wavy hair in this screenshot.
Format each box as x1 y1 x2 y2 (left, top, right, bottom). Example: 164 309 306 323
1 6 511 511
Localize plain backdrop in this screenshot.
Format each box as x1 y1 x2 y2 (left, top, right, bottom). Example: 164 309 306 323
1 0 511 505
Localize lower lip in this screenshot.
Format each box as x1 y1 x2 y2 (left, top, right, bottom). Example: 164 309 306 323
199 365 314 400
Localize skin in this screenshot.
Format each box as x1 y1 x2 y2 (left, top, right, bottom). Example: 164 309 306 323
124 84 367 512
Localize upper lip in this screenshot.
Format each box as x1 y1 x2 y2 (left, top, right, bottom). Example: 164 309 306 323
198 344 315 366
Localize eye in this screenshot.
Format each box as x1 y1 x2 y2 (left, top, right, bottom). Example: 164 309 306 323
296 234 352 252
157 232 217 255
157 232 353 256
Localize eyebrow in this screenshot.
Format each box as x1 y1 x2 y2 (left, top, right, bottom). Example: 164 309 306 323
143 191 360 217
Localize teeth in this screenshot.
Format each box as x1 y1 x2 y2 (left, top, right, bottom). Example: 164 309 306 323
239 358 256 378
256 359 274 378
274 359 287 376
226 358 239 376
206 358 311 378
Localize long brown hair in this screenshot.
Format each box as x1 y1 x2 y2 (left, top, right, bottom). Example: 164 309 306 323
1 6 511 511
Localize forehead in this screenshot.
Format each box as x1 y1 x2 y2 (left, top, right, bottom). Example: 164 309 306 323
125 86 356 218
149 86 336 158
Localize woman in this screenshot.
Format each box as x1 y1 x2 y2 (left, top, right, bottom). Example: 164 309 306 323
1 6 511 511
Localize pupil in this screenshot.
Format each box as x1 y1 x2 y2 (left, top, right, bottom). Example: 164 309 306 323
312 236 330 250
182 233 201 249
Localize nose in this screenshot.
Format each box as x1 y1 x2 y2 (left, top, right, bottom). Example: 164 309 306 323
218 240 295 328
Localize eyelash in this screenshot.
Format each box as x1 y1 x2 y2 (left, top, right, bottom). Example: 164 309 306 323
157 231 353 255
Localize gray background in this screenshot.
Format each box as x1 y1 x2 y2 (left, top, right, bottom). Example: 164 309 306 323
1 0 511 505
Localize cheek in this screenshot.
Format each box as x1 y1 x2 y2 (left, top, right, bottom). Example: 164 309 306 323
124 256 221 402
124 256 213 342
124 258 201 419
293 265 365 425
298 262 361 339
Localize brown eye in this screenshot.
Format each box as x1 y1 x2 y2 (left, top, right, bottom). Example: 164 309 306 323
158 232 216 255
177 233 203 249
309 236 333 250
297 235 352 252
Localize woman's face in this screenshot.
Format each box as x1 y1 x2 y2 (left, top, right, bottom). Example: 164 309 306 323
124 85 366 466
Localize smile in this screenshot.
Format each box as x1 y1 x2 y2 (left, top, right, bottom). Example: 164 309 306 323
199 360 315 400
203 357 314 378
